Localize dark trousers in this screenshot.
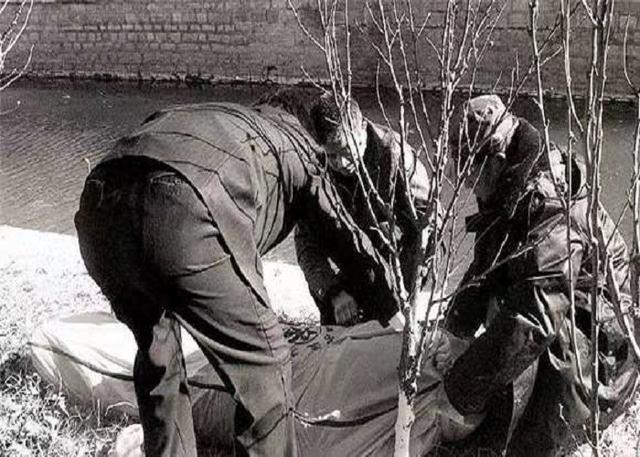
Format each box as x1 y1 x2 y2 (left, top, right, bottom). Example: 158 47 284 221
75 159 297 457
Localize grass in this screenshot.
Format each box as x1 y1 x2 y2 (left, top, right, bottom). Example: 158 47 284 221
0 225 638 456
0 226 127 456
0 225 317 456
0 357 127 456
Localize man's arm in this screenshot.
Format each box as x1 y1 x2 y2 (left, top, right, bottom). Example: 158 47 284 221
294 222 342 305
443 208 584 415
444 267 491 340
298 173 400 323
282 139 400 323
294 222 347 323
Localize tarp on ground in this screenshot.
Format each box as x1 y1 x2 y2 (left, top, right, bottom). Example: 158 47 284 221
29 312 475 456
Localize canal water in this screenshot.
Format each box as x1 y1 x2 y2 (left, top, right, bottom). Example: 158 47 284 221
1 79 637 263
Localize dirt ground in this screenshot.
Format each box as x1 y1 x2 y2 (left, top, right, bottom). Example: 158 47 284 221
1 225 638 456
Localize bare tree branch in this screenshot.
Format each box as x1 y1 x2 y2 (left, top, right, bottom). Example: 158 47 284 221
0 0 33 93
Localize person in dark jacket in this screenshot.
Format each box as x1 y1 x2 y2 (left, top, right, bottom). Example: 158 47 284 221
74 99 401 457
292 92 431 325
440 95 638 456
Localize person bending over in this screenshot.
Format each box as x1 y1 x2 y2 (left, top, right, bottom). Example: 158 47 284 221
440 95 637 456
75 98 401 457
292 91 430 325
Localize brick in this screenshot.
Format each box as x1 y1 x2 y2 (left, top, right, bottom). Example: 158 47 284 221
177 43 198 51
182 12 197 23
11 0 640 96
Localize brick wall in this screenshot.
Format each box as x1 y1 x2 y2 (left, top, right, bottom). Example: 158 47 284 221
3 0 640 96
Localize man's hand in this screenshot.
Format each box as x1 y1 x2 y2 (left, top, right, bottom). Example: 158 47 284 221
432 333 455 374
331 290 360 325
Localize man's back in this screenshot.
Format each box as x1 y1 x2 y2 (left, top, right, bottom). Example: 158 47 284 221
103 100 399 320
104 102 318 304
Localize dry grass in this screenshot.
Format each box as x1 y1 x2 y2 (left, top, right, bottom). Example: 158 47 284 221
0 226 125 456
0 225 318 456
0 225 638 456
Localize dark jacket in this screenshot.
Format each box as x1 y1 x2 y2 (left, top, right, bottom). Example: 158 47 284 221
295 120 430 322
443 119 637 433
102 102 400 322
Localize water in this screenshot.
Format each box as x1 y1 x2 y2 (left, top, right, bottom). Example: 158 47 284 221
1 80 637 264
0 80 266 231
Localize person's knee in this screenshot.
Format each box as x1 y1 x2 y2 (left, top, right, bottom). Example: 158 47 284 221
237 362 291 423
236 384 292 452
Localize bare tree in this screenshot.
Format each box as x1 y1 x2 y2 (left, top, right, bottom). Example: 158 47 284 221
290 0 640 456
0 0 33 92
624 13 640 321
531 1 640 455
288 1 509 455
